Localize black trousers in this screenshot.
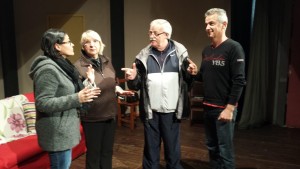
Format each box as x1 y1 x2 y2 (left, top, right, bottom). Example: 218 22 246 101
143 112 183 169
82 119 116 169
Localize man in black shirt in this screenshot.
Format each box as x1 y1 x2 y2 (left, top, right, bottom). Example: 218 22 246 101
196 8 246 169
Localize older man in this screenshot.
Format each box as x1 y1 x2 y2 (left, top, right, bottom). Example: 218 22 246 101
122 19 197 169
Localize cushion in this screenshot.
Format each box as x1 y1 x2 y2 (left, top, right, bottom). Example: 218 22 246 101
22 102 36 134
0 95 29 144
0 135 44 169
23 92 35 102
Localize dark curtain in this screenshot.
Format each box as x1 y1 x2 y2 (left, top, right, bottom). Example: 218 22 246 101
238 0 293 129
0 0 19 97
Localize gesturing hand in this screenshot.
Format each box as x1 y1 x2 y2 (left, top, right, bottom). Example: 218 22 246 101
187 58 198 75
118 90 135 96
121 63 137 80
78 87 101 103
86 64 95 83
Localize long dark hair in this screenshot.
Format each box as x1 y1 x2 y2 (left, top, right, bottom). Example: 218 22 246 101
40 29 90 114
40 28 83 92
41 28 66 59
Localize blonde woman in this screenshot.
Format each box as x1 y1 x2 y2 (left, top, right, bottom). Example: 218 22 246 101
74 30 132 169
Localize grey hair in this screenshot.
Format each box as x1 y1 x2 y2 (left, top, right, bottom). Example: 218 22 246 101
150 19 172 38
205 8 228 23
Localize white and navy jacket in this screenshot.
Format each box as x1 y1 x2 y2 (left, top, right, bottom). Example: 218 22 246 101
127 39 193 122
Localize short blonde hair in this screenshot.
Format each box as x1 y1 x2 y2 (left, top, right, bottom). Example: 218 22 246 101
81 30 105 55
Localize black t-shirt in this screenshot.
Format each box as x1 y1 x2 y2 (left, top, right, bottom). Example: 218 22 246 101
200 38 246 107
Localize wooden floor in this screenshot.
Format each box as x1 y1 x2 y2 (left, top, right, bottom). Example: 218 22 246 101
71 119 300 169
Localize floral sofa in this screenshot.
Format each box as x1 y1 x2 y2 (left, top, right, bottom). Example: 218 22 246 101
0 92 86 169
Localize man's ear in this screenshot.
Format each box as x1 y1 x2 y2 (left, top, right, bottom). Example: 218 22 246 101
222 22 228 30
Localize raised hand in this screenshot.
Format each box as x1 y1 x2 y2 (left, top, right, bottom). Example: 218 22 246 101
187 58 198 75
86 64 95 83
121 63 137 80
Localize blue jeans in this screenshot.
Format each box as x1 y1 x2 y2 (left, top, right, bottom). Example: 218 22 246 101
48 149 72 169
204 107 237 169
143 112 183 169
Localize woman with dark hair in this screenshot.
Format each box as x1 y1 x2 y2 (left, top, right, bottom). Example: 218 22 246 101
29 28 100 169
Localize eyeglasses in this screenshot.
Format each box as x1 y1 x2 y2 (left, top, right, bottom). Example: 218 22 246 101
60 41 73 46
148 31 165 37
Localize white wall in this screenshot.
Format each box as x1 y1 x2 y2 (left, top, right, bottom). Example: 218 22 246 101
11 0 230 95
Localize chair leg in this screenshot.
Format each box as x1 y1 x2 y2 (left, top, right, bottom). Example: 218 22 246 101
130 105 135 130
117 104 122 127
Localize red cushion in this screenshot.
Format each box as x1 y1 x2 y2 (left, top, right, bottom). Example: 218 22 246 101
0 135 43 169
22 93 35 102
0 131 86 169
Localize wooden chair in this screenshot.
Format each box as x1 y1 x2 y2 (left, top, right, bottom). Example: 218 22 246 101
116 78 139 130
189 81 204 125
